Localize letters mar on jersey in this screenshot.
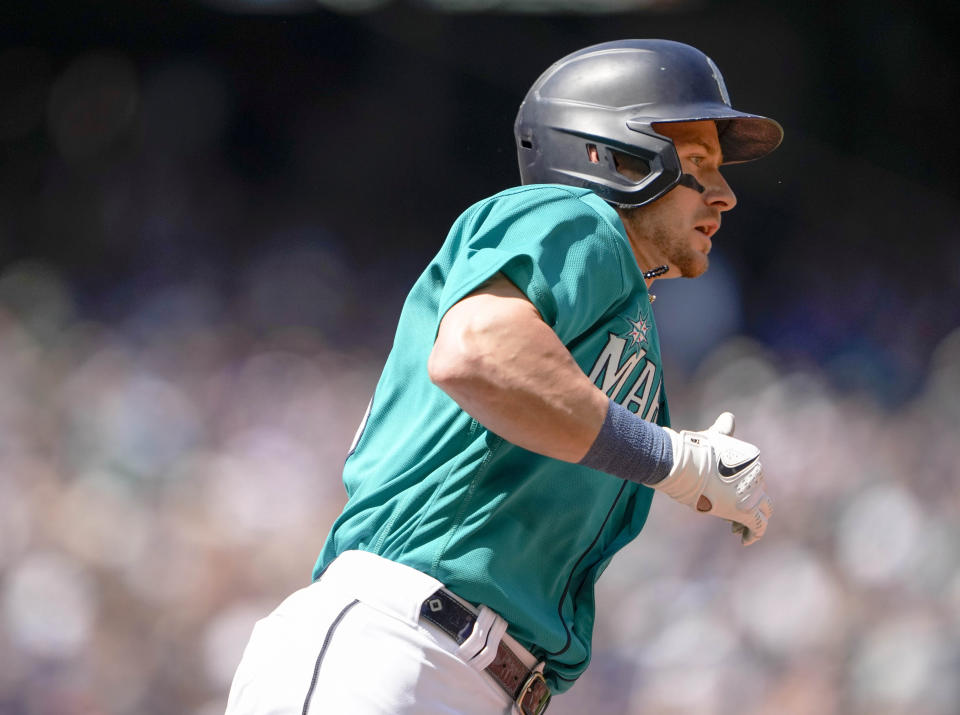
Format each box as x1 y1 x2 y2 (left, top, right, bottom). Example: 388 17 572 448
586 305 662 423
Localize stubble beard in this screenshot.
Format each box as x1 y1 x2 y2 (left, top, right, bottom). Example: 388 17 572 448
630 208 708 279
650 224 708 278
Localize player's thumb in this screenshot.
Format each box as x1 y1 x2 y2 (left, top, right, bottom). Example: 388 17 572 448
709 412 736 437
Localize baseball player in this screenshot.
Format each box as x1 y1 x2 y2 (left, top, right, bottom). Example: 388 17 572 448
225 39 781 715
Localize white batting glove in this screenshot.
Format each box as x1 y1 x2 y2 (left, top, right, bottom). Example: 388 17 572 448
654 413 773 545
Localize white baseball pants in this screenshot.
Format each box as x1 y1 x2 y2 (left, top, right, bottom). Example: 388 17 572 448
224 550 538 714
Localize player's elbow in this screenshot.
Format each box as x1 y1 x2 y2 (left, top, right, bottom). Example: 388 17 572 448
430 288 527 397
427 341 454 388
428 334 479 392
428 314 494 395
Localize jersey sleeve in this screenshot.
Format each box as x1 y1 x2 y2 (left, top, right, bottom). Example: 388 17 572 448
437 188 631 345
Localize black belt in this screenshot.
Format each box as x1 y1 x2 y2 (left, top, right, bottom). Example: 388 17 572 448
420 589 552 715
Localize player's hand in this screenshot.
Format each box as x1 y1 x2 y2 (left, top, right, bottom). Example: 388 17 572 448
654 413 772 545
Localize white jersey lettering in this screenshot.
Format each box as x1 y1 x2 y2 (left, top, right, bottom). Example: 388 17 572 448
622 361 656 414
587 332 662 420
587 334 646 398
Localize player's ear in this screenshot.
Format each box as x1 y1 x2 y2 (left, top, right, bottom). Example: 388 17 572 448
611 150 651 183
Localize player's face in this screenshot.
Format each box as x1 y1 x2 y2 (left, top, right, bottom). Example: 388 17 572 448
621 120 737 279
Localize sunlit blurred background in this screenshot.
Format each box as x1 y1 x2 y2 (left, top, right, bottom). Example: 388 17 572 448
1 0 959 713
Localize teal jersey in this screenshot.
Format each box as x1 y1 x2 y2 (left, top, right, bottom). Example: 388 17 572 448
315 185 671 692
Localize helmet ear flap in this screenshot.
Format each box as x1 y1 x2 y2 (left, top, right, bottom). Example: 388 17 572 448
516 118 683 208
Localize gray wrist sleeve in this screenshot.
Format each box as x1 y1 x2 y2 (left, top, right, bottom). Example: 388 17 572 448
577 399 674 485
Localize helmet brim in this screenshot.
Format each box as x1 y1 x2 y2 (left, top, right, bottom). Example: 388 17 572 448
717 114 784 164
643 105 783 164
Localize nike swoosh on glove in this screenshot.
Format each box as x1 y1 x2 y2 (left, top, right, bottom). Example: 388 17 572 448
654 412 773 545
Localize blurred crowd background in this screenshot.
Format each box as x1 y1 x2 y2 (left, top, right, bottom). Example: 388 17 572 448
1 0 959 713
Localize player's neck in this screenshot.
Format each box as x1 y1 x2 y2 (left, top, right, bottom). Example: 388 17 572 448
626 236 670 288
615 208 670 287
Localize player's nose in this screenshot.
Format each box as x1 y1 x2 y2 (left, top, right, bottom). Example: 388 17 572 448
706 171 737 212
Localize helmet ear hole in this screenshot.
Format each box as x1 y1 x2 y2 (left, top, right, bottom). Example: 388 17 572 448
586 143 600 163
611 151 651 183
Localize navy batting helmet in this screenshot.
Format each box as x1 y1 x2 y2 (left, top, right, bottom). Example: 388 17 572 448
514 39 783 207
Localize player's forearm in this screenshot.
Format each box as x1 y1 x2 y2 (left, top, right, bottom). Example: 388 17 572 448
429 285 608 463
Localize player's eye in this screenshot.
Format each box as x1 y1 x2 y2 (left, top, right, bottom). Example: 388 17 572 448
689 155 705 167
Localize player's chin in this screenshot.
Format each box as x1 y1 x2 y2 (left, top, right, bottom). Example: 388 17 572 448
678 252 709 278
680 234 711 276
